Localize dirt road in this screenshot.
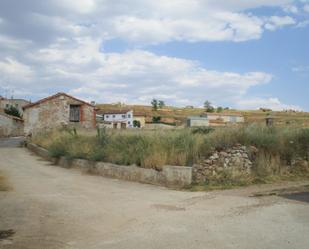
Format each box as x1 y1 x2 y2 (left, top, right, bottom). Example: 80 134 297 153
0 143 309 249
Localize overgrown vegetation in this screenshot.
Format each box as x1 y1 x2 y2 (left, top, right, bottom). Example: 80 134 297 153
32 125 309 186
4 105 21 118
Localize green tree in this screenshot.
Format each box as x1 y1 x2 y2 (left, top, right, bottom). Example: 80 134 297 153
204 100 215 112
151 99 158 111
158 100 165 109
152 116 161 123
217 106 223 113
133 120 141 128
4 105 21 118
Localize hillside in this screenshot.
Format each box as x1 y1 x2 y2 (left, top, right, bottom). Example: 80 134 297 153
96 103 309 127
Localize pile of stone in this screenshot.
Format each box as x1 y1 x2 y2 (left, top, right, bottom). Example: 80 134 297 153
193 144 257 183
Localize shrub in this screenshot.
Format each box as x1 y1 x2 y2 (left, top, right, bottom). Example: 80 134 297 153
191 127 214 135
4 105 21 118
48 139 68 157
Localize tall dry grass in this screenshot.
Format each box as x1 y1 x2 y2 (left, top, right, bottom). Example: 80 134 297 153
32 126 309 177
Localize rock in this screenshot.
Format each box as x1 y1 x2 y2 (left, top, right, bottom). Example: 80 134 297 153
220 151 228 157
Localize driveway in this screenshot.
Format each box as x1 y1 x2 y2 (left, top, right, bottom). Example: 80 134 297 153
0 141 309 249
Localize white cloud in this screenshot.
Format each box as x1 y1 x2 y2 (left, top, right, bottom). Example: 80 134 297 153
7 37 272 106
0 0 299 46
236 97 302 111
0 0 302 109
265 16 296 31
283 5 299 13
0 57 34 82
292 65 309 72
304 4 309 12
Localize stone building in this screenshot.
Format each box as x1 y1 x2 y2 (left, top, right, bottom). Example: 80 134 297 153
0 96 30 116
0 112 24 137
23 93 96 135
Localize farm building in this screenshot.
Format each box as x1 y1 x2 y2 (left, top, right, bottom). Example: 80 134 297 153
0 96 30 116
204 113 244 124
133 113 146 128
97 109 134 129
187 116 209 127
0 112 24 137
23 93 96 135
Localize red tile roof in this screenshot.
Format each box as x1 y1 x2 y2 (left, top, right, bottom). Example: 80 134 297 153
23 92 95 109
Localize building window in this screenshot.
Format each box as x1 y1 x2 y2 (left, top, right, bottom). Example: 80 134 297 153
122 114 126 118
69 105 80 122
113 115 116 118
128 114 131 118
106 115 109 118
128 121 131 125
5 104 9 108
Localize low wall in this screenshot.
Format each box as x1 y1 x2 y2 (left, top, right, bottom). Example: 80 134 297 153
27 143 192 188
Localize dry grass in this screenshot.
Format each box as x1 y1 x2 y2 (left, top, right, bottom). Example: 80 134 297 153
32 126 309 187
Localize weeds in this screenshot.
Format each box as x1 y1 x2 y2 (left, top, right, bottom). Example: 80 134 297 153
32 126 309 183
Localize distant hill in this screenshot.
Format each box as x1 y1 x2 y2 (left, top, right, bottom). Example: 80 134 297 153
96 103 309 127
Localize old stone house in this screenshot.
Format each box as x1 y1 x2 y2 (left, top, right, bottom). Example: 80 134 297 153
23 93 96 134
0 112 24 137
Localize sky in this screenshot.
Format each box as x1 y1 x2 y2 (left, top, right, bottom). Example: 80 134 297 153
0 0 308 111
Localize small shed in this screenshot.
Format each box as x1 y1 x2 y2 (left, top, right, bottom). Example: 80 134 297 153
204 113 244 123
23 92 96 135
187 116 209 127
266 114 274 127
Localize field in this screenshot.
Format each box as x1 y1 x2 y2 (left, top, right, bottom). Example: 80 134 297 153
97 103 309 127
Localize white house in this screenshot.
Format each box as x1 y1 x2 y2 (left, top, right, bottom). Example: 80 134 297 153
97 109 133 129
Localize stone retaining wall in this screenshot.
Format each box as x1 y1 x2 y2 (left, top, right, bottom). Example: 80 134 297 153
27 143 192 188
193 145 256 183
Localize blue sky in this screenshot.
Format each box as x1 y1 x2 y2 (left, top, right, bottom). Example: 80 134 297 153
0 0 308 110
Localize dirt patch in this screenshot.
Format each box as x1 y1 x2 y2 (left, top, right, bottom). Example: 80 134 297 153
280 192 309 204
0 229 15 241
152 204 186 211
0 171 11 191
251 184 309 198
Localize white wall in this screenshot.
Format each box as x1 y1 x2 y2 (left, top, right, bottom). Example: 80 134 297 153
103 111 133 127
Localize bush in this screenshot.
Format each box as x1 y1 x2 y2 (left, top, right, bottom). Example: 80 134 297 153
4 106 21 118
191 127 214 135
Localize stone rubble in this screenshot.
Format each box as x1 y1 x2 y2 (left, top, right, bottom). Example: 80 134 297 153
193 144 257 183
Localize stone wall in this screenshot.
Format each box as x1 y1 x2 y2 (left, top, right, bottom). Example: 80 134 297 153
193 145 256 183
24 94 96 135
27 143 192 188
0 113 24 137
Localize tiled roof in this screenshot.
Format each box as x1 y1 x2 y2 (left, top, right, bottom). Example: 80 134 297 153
23 92 95 109
97 109 132 115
